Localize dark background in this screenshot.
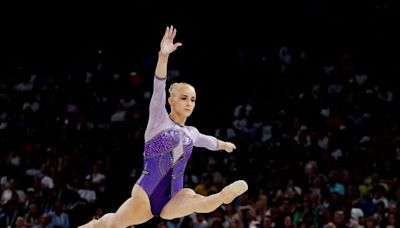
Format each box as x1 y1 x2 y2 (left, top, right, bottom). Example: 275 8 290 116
3 1 400 123
1 1 400 227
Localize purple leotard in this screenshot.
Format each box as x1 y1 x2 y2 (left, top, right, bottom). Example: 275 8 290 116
136 75 218 216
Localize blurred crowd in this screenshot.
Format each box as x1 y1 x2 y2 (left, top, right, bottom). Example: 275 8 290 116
1 36 400 228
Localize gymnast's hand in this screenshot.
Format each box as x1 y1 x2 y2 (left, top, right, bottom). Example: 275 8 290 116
218 140 237 153
160 25 182 56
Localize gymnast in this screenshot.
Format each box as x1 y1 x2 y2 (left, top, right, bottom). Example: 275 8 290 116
79 25 248 228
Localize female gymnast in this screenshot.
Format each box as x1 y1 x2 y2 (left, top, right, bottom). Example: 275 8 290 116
79 25 248 228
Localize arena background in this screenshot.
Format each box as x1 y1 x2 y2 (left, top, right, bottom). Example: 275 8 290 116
1 2 400 227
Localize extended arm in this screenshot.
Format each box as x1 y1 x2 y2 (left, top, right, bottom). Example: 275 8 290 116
192 127 236 153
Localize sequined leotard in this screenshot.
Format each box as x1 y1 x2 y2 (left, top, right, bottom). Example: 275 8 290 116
136 75 218 216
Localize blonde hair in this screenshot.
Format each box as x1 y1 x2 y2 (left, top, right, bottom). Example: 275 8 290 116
168 82 195 97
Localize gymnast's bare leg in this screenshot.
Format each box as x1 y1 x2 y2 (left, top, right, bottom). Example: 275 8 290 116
78 184 153 228
160 180 248 220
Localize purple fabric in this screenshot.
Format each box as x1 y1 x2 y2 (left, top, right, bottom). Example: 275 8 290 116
149 169 172 216
136 76 219 216
143 129 179 158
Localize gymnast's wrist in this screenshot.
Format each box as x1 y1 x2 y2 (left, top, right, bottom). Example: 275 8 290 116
158 51 170 58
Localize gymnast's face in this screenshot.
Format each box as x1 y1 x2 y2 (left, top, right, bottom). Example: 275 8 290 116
169 84 196 117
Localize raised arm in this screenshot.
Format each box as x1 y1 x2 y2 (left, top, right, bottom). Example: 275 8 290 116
155 25 182 79
147 26 183 133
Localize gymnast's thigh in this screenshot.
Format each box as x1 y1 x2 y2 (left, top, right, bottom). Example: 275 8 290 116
112 184 153 225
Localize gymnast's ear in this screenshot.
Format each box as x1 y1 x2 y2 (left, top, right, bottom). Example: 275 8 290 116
168 96 174 106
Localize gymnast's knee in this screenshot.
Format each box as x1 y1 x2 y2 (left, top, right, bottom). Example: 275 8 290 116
160 209 191 221
160 213 174 220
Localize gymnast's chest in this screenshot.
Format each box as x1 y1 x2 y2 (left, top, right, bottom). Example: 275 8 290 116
144 128 193 157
